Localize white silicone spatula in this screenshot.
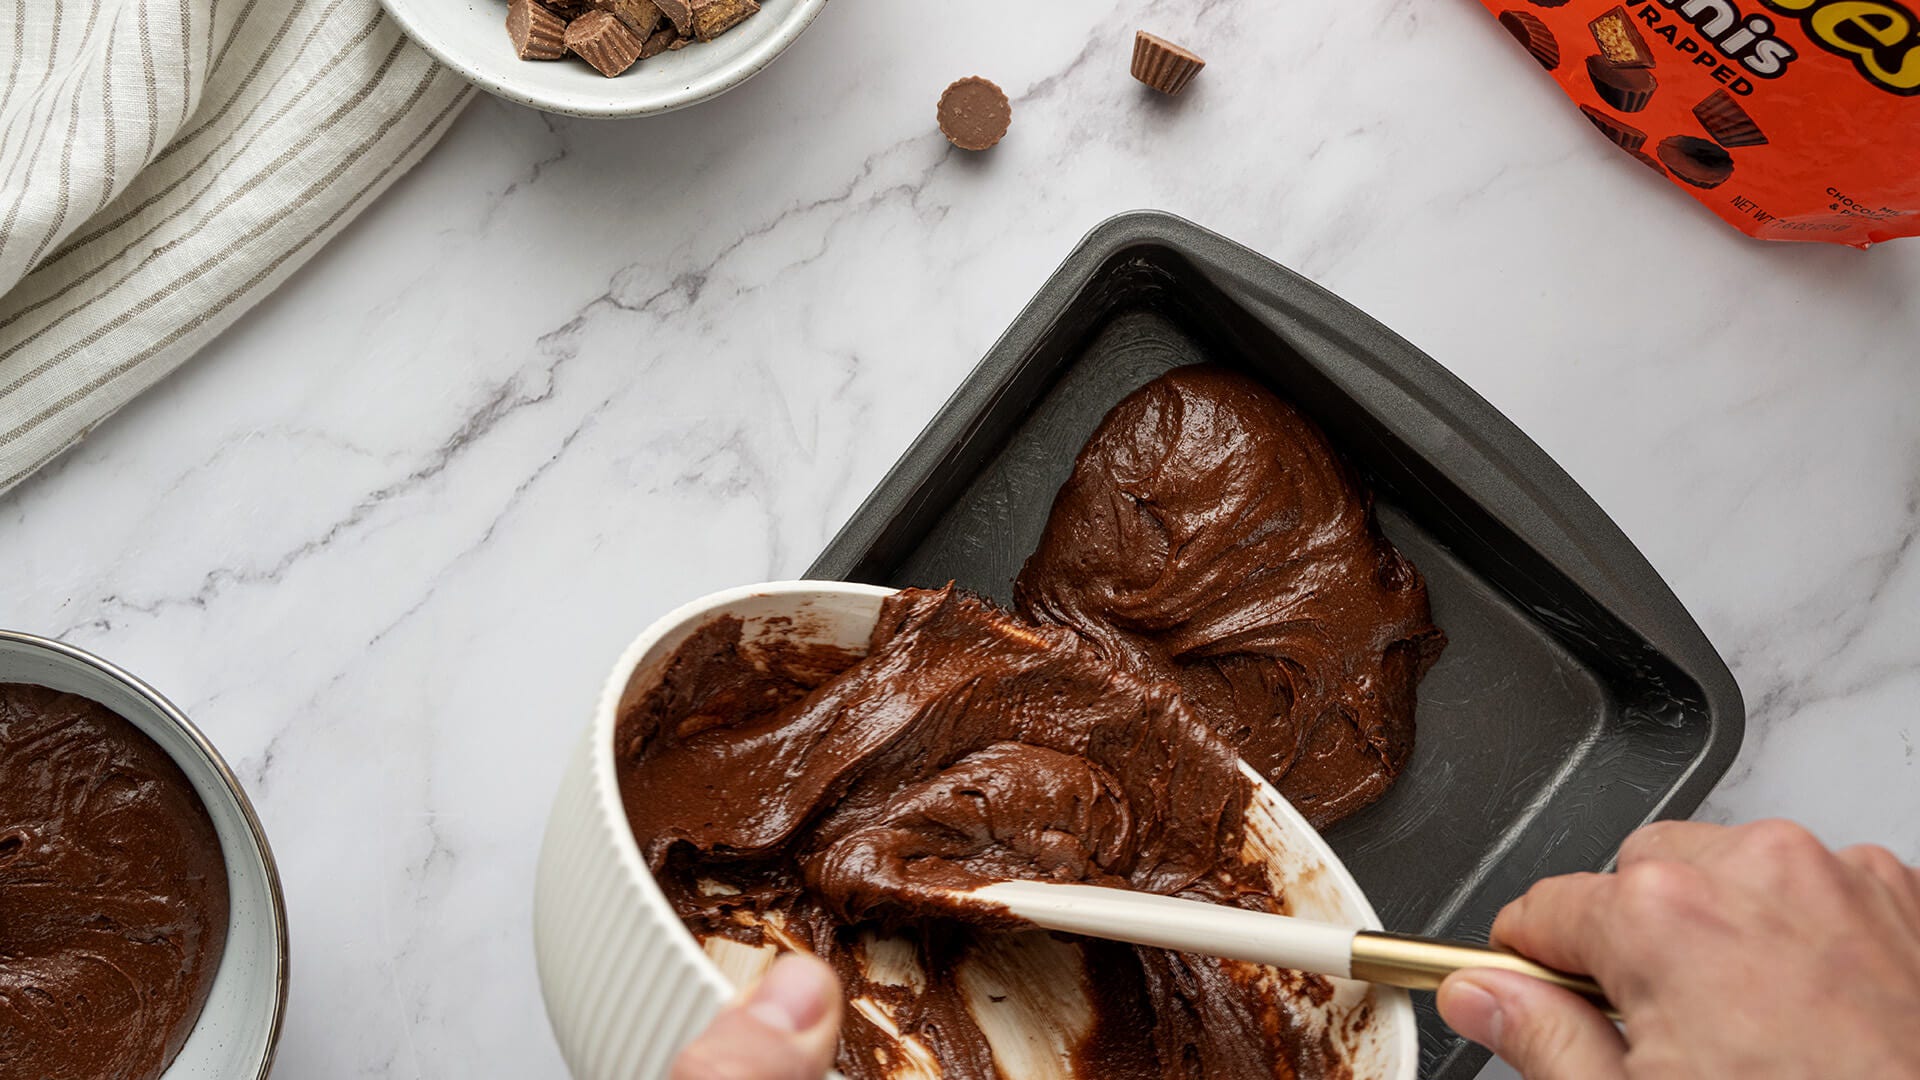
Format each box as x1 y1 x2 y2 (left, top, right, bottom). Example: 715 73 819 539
971 879 1617 1018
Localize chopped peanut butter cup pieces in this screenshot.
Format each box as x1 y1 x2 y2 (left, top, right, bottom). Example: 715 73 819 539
508 0 568 60
590 0 664 36
504 0 751 75
690 0 759 41
653 0 693 35
565 10 645 76
640 24 680 57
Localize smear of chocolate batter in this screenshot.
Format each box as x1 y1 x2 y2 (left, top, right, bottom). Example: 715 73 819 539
0 684 230 1080
1016 366 1445 827
619 588 1349 1079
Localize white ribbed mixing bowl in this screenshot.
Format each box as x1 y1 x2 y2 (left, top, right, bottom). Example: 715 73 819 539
532 581 1417 1080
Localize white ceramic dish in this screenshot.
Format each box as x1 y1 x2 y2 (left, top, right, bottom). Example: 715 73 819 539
533 582 1419 1080
381 0 830 118
0 631 288 1080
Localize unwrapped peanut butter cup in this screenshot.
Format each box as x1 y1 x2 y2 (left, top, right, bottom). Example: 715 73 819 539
938 76 1012 151
1131 31 1206 95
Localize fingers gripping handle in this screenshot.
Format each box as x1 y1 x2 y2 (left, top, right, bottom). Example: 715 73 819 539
1351 931 1619 1019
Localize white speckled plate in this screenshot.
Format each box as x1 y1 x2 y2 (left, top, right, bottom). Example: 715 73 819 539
380 0 830 118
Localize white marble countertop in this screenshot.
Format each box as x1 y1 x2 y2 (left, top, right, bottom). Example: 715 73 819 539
4 1 1918 1076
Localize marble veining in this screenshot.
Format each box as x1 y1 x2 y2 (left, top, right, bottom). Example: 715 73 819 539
3 1 1919 1076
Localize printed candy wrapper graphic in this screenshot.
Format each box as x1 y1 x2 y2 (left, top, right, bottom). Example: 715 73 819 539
1480 0 1920 246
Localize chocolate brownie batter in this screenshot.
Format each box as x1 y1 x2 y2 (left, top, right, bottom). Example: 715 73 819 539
619 588 1350 1079
0 684 230 1080
1015 367 1444 827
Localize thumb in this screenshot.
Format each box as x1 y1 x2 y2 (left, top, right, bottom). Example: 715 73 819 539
1437 969 1627 1080
671 952 844 1080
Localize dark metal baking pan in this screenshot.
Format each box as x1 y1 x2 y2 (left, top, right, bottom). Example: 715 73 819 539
806 211 1743 1079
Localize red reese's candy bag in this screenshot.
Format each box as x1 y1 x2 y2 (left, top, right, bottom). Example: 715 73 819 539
1483 0 1920 246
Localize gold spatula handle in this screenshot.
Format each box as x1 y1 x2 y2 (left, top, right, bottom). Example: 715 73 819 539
1351 931 1619 1020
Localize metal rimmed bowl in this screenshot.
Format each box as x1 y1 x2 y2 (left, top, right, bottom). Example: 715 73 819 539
532 581 1417 1080
0 631 289 1080
381 0 831 118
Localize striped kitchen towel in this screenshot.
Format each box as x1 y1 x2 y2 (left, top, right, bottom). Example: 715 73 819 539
0 0 472 495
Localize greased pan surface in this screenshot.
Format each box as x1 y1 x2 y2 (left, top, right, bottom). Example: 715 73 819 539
806 211 1743 1080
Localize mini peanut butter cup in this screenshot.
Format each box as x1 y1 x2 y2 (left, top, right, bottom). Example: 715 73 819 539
1693 89 1769 148
938 76 1012 151
1499 11 1560 71
1579 105 1645 151
1587 55 1657 113
1657 135 1735 189
1589 5 1654 67
1131 31 1206 95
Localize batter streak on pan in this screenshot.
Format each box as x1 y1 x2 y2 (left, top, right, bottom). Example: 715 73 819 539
0 684 230 1080
1016 367 1445 827
618 589 1351 1079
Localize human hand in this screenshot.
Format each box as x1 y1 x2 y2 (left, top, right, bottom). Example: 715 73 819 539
1437 819 1920 1079
670 952 843 1080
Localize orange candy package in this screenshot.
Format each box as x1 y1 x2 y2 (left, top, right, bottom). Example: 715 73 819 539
1482 0 1920 245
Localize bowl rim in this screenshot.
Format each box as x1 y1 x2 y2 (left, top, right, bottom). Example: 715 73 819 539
586 581 1419 1078
379 0 834 119
587 581 896 1001
0 629 291 1080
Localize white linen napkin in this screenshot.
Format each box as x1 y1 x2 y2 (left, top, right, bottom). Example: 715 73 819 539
0 0 472 494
